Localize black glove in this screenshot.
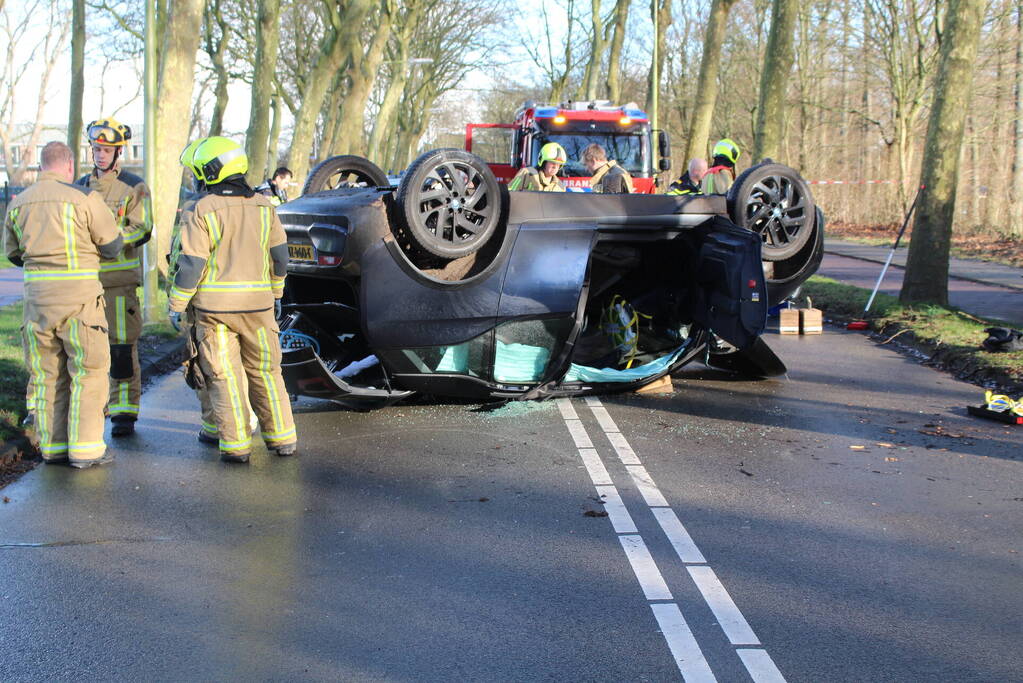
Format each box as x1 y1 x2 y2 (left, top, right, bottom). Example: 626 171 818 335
169 310 182 332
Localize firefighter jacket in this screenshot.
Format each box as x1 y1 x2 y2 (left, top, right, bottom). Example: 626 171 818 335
508 166 565 192
255 180 288 206
169 186 288 314
589 160 634 194
666 171 702 196
167 192 205 295
3 171 123 303
701 165 734 195
76 164 153 289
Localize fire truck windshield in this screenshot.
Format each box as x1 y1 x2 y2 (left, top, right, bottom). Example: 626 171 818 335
532 133 646 177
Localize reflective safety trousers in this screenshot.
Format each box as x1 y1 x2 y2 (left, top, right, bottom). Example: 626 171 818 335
194 308 296 454
104 284 142 419
23 296 111 462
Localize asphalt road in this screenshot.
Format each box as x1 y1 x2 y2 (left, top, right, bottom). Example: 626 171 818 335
1 326 1021 682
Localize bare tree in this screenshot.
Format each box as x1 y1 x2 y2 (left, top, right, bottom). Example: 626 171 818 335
644 0 672 122
604 0 631 103
685 0 738 161
201 0 231 136
68 0 86 174
752 0 797 161
1010 0 1023 237
245 0 281 186
0 0 70 185
580 0 607 100
901 0 986 304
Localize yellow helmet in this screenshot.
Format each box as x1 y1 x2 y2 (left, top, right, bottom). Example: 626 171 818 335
87 117 132 146
192 136 248 185
539 142 567 166
712 138 740 165
179 138 207 181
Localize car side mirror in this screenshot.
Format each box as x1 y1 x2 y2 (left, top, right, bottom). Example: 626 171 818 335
656 130 671 172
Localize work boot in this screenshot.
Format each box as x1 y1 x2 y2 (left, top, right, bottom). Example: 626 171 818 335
41 454 69 465
197 430 219 446
69 453 115 469
272 443 297 457
111 417 135 437
220 451 250 464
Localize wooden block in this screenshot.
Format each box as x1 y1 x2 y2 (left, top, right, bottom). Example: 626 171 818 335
800 308 823 334
635 375 673 394
779 308 800 335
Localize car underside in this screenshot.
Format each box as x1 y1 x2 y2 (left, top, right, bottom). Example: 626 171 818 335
276 150 824 408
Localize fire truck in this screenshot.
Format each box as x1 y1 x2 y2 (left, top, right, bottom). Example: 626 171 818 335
464 100 672 193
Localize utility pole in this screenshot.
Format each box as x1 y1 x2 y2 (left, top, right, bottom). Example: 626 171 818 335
651 1 658 130
142 0 158 323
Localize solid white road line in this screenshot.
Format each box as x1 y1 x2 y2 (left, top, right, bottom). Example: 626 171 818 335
626 465 671 507
687 566 761 646
651 507 707 564
606 431 641 465
619 535 673 601
650 603 719 683
578 448 613 485
737 649 787 683
565 419 594 448
594 485 638 533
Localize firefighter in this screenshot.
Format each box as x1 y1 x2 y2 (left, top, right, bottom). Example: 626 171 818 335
582 143 634 194
168 136 296 463
255 167 292 206
508 142 567 192
3 142 123 467
76 116 153 437
701 138 740 195
667 158 708 196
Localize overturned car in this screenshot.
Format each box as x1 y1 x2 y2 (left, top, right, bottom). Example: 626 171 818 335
276 149 823 408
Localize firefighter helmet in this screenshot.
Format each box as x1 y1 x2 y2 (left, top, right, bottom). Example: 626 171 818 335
712 138 740 165
86 117 132 147
538 142 567 166
179 138 206 180
192 136 248 185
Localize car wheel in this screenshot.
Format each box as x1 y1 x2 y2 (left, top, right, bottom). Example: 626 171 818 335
727 161 815 262
302 155 390 195
396 148 502 260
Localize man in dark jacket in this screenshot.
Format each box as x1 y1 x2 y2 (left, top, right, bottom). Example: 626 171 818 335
583 144 634 194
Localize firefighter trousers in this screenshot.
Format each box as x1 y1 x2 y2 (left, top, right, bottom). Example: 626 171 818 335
104 284 142 421
183 307 254 440
194 308 296 454
22 295 111 462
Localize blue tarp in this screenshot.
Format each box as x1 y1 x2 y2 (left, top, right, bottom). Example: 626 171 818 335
565 344 687 383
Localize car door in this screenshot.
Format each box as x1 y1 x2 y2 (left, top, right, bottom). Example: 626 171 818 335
690 216 769 350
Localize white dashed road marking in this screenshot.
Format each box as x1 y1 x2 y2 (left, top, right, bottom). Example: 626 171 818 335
556 396 787 682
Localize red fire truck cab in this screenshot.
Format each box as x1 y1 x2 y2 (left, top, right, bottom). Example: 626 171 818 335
465 100 672 193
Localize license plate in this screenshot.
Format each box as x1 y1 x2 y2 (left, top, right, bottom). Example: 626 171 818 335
288 243 314 261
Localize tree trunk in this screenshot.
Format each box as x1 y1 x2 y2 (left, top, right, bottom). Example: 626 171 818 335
900 0 985 305
604 0 630 103
332 2 393 156
1010 0 1023 237
644 0 671 121
152 0 207 275
265 93 282 179
367 61 409 167
685 0 736 161
245 0 281 186
752 0 797 162
580 0 606 100
204 0 230 137
67 0 85 175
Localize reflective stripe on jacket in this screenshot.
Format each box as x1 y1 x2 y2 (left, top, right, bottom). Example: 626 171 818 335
589 160 634 194
508 167 565 192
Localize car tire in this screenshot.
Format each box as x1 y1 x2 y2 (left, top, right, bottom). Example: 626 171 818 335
302 155 390 195
396 148 503 260
727 161 816 262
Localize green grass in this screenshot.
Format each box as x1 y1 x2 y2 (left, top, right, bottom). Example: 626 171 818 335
0 253 12 269
802 276 1023 382
0 302 28 442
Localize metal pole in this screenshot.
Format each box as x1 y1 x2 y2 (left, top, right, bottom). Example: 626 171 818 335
142 0 158 323
651 0 659 131
864 184 924 313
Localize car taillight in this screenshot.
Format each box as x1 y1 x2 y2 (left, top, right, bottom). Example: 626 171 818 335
318 254 341 266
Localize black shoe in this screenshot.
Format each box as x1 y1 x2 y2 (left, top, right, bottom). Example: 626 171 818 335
69 454 115 469
42 454 69 465
111 417 135 437
272 443 297 457
197 430 219 446
220 451 250 464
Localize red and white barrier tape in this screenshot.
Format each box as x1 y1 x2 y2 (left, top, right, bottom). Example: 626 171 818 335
807 179 895 185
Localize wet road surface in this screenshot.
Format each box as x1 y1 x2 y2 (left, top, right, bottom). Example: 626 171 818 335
1 326 1021 681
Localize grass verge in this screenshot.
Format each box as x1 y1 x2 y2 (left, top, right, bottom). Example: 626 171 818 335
802 276 1023 391
0 254 12 269
0 302 28 443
